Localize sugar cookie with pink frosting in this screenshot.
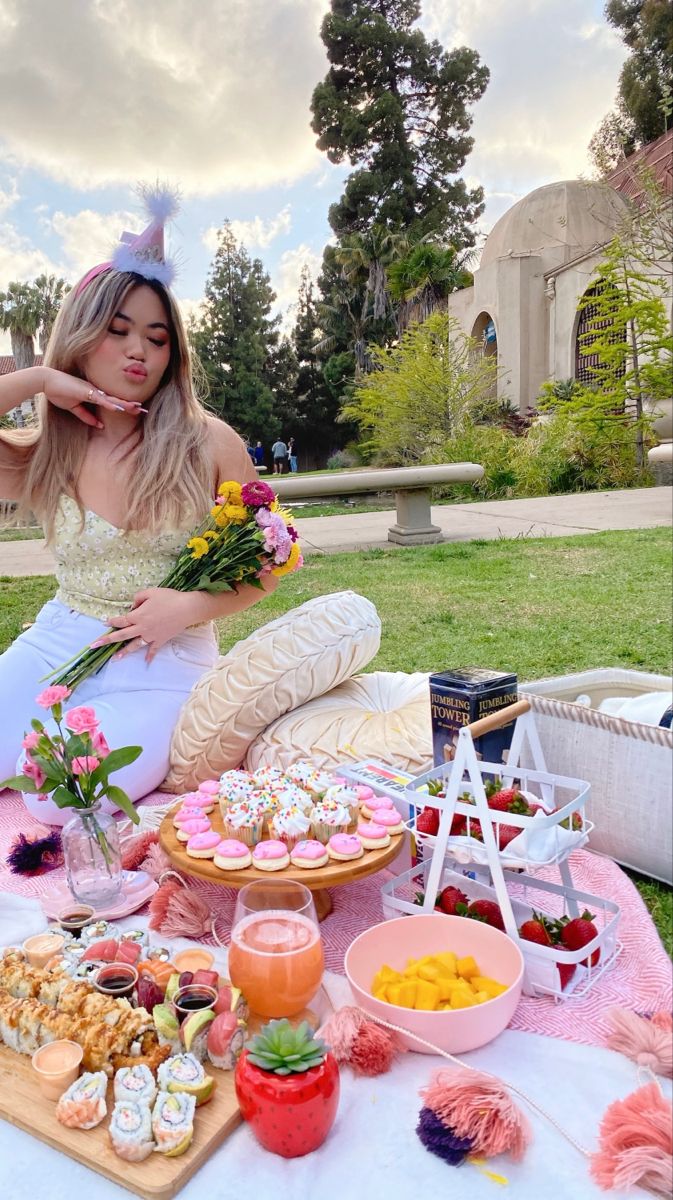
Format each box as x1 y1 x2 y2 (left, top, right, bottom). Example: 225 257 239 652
213 839 252 871
357 821 391 850
176 817 212 842
173 805 206 828
327 833 364 862
290 839 329 869
176 790 214 814
186 830 221 859
367 807 404 834
360 793 396 819
252 839 291 872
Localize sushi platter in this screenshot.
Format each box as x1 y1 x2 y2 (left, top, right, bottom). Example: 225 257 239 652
0 921 266 1200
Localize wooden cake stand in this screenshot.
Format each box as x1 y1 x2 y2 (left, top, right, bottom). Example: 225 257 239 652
159 809 406 920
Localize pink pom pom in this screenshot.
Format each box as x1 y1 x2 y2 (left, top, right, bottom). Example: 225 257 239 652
651 1011 673 1032
140 842 172 879
121 831 158 871
605 1007 673 1078
318 1006 399 1076
421 1068 532 1161
148 877 212 938
590 1083 672 1196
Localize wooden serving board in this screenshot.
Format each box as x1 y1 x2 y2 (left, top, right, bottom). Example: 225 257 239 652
0 1043 240 1200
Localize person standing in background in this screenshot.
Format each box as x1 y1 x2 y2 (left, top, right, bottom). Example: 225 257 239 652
253 440 265 466
271 436 287 474
288 437 298 472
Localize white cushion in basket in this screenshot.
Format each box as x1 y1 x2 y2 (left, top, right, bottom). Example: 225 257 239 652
245 671 433 775
163 591 381 792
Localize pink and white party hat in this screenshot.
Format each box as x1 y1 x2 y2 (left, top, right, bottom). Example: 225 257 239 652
75 183 180 296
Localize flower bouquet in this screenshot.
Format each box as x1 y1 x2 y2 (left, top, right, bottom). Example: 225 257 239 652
49 479 303 693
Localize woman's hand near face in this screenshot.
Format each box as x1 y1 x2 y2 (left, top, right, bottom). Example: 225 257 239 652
41 366 145 428
89 588 201 662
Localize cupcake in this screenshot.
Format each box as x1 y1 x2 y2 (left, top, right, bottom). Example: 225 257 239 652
272 781 313 815
218 770 256 812
369 807 405 835
252 840 291 872
223 800 266 847
310 800 351 844
290 839 329 870
213 839 252 871
305 771 335 802
360 793 396 820
176 817 212 843
327 833 364 862
251 766 286 791
322 784 360 824
186 830 222 859
357 821 391 850
284 759 316 790
269 805 312 851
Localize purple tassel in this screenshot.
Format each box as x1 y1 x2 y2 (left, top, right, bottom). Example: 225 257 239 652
416 1106 474 1165
7 830 63 875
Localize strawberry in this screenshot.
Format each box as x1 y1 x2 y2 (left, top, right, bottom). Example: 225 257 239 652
560 812 584 831
437 885 469 915
416 807 439 836
519 913 553 946
557 962 577 990
496 823 522 850
466 899 505 931
557 912 600 966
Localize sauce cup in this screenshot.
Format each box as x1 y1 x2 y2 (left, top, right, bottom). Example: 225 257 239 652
172 984 218 1020
56 904 95 939
23 932 66 969
173 948 215 975
32 1040 83 1101
93 963 138 998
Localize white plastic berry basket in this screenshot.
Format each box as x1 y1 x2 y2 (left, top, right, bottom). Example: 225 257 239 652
380 860 621 1001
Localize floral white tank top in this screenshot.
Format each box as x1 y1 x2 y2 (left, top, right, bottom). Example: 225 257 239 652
52 495 189 622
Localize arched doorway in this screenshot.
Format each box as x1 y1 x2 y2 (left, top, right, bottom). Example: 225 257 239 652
471 311 498 400
574 283 625 385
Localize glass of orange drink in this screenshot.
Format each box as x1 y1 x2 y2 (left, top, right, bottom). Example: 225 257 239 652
228 879 324 1018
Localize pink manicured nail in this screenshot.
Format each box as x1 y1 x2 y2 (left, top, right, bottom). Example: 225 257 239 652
89 639 104 648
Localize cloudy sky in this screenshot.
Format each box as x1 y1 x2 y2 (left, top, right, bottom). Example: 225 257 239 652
0 0 627 351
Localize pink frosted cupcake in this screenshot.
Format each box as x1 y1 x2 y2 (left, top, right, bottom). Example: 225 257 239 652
213 839 252 870
290 839 329 869
310 800 351 844
252 840 291 872
269 805 312 851
176 817 211 843
368 807 405 835
327 833 364 862
357 821 391 850
224 799 266 847
360 793 396 820
186 830 221 859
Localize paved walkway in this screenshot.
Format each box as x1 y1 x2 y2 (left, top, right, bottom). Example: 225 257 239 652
1 487 670 576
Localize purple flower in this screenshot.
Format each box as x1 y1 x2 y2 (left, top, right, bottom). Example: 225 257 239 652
286 524 298 542
261 513 292 562
241 481 276 509
255 508 274 529
416 1107 473 1165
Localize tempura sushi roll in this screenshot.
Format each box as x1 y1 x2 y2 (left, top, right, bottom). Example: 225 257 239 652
157 1052 214 1105
152 1090 196 1156
56 1071 108 1129
109 1100 154 1161
114 1063 157 1107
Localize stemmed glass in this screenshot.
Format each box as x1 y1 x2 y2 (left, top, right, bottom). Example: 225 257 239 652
228 879 324 1018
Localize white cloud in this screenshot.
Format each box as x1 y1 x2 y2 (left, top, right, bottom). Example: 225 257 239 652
271 243 322 330
0 220 65 352
0 0 327 194
202 206 292 254
46 208 139 277
0 178 18 216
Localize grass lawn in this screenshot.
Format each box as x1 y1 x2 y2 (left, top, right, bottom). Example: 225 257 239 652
0 526 44 541
1 526 671 949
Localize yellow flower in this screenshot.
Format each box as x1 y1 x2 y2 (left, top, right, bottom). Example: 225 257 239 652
217 480 243 505
211 505 230 528
272 541 302 576
223 503 248 524
187 536 210 559
203 530 219 541
271 500 294 524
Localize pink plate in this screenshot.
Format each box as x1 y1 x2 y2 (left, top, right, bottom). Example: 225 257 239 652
40 871 158 921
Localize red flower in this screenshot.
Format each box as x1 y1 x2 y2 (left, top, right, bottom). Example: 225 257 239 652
241 480 276 509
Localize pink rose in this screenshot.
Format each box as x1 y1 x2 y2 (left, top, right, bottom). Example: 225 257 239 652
71 756 100 775
91 730 110 758
23 758 47 789
22 731 41 751
64 706 100 735
35 685 71 709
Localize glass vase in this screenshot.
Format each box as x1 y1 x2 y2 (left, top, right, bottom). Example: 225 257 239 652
62 803 123 909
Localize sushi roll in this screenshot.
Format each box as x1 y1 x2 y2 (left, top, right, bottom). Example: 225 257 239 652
56 1071 108 1129
114 1063 157 1106
157 1053 215 1105
207 1011 246 1071
152 1091 196 1157
81 920 115 944
109 1100 154 1162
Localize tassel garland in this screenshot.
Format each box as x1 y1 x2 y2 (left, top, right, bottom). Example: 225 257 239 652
590 1082 673 1197
420 1068 532 1163
7 827 63 875
605 1007 673 1078
319 1006 400 1076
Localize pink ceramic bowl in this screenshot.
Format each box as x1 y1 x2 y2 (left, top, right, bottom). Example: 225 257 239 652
344 913 524 1054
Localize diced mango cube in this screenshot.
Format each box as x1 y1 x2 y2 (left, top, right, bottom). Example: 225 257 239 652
398 980 418 1008
434 952 458 975
472 990 490 1005
449 990 478 1009
414 979 441 1010
456 955 479 980
437 978 457 1001
433 961 456 979
385 983 403 1005
403 960 419 978
473 975 509 998
373 985 388 1001
379 964 401 983
418 963 440 983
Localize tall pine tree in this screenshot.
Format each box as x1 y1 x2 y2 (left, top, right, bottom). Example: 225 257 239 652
193 222 281 440
311 0 489 247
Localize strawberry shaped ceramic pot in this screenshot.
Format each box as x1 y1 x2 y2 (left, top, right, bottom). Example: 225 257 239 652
234 1019 339 1158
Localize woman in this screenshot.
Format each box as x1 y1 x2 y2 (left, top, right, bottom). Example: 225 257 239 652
0 194 274 822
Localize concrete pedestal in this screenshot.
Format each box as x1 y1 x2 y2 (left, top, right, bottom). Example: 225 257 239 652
387 488 444 544
648 441 673 487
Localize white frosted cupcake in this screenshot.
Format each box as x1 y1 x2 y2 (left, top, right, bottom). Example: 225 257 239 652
223 800 266 847
306 771 335 801
272 782 313 815
310 800 351 844
269 805 312 852
218 770 256 813
251 766 286 790
322 784 360 824
284 759 316 790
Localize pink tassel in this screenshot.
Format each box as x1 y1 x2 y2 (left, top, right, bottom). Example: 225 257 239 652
590 1083 672 1196
650 1011 673 1032
148 876 212 938
319 1006 399 1076
605 1008 673 1078
421 1068 532 1160
121 831 158 871
140 843 172 880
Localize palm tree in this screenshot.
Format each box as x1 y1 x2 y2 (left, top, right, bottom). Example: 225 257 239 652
388 242 473 334
335 224 406 323
0 281 42 371
34 274 70 350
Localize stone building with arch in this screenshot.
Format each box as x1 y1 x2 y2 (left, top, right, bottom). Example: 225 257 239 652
448 130 673 416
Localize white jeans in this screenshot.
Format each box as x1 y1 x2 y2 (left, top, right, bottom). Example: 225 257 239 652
0 598 218 824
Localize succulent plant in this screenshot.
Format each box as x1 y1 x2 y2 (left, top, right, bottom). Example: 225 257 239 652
246 1019 329 1076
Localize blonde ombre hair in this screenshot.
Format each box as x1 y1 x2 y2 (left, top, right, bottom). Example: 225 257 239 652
3 270 212 541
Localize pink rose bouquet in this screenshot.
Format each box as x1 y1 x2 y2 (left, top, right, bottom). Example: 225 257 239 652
47 479 303 693
1 687 141 864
